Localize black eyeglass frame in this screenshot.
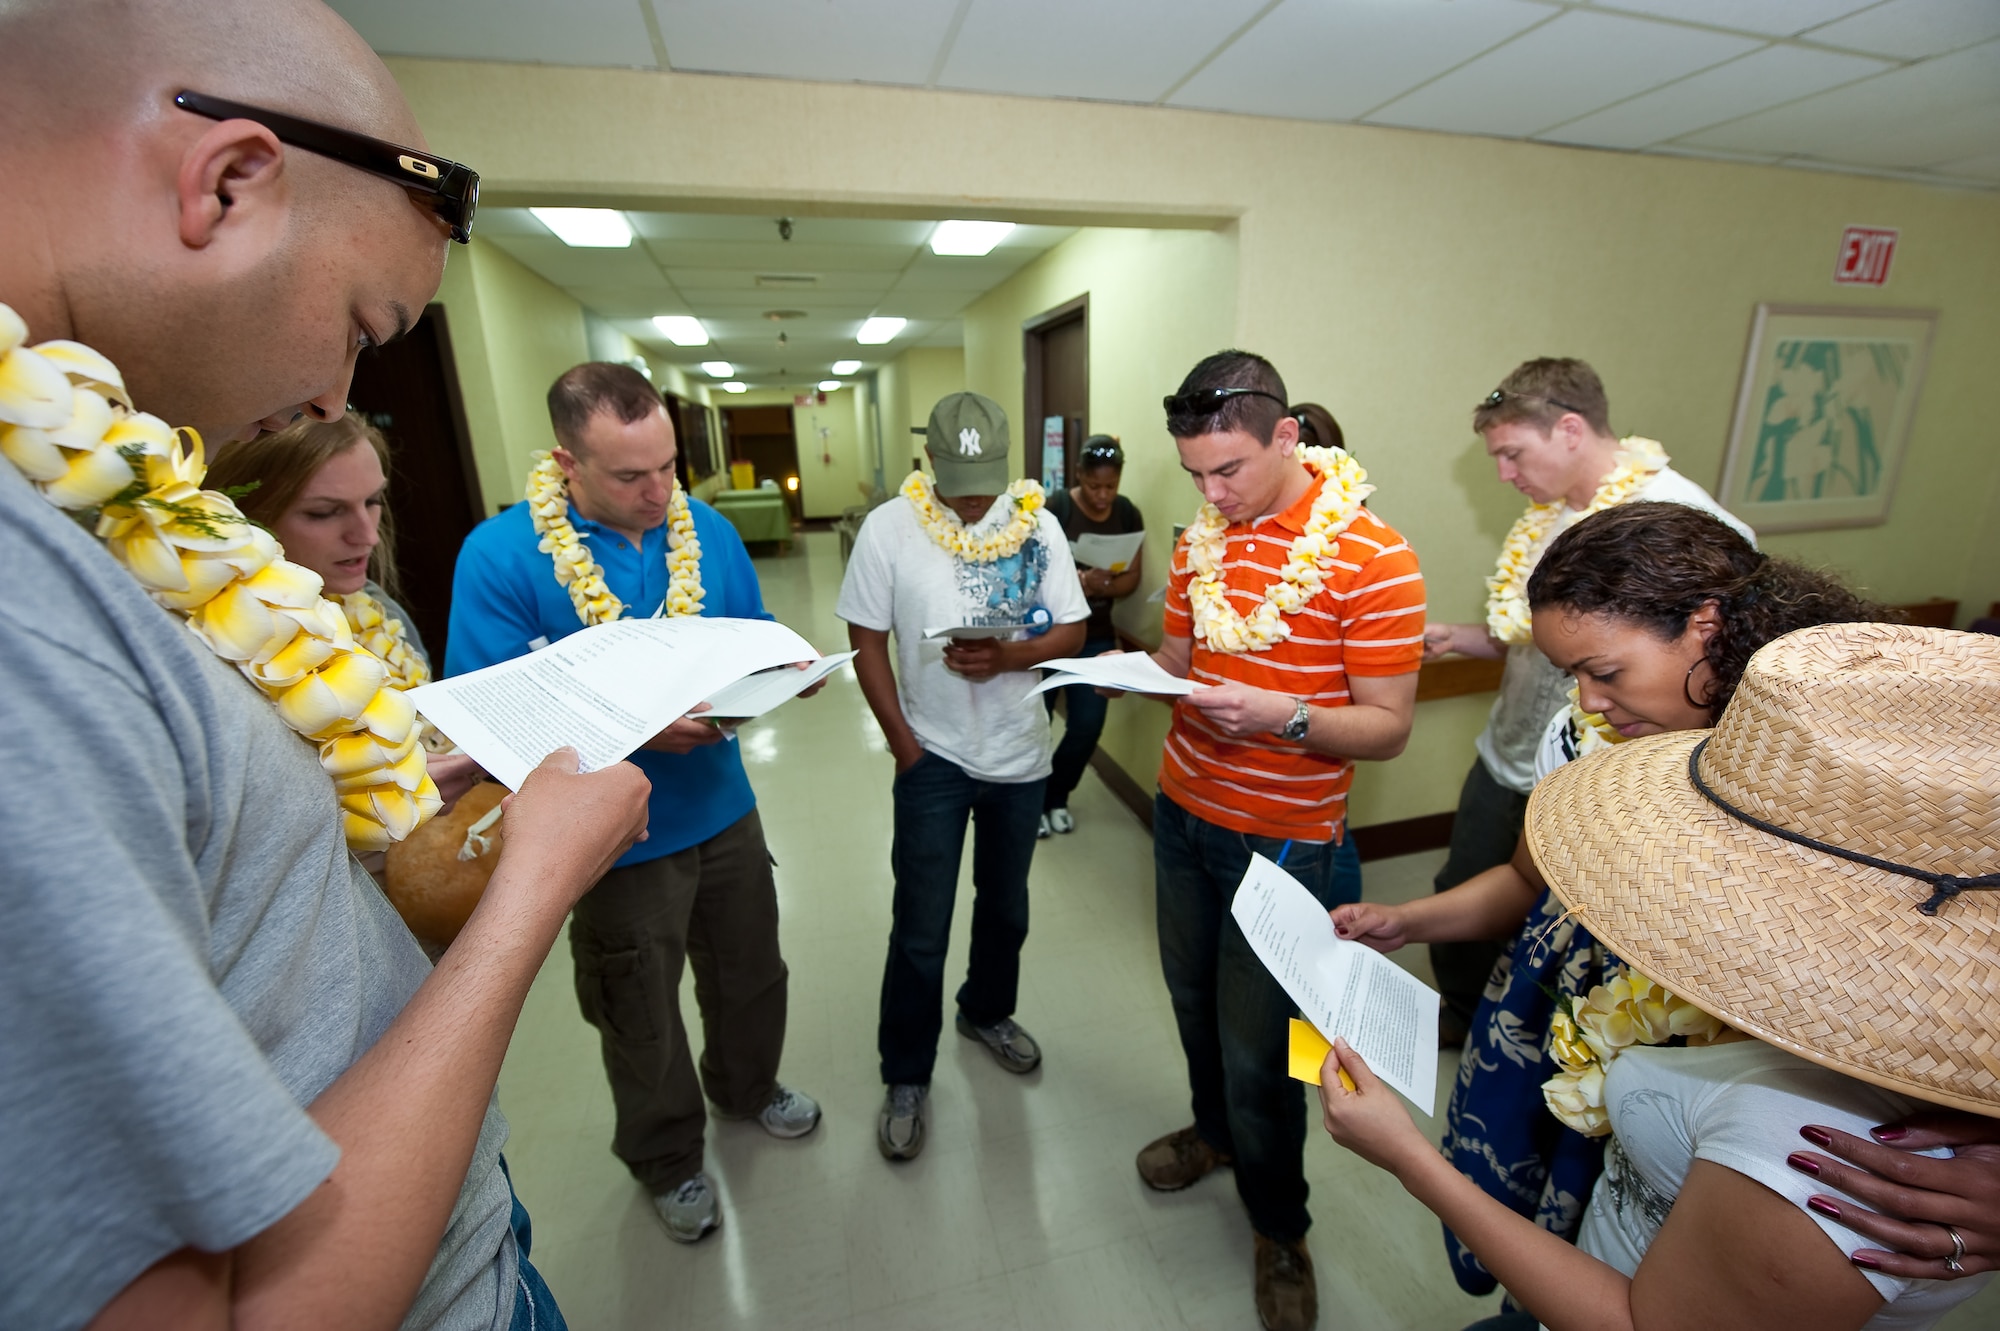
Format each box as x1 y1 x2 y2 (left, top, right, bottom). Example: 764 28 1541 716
174 90 479 243
1162 387 1289 419
1477 387 1587 419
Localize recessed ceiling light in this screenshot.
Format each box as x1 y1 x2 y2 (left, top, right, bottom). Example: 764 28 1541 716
856 317 906 345
652 315 708 346
930 220 1015 256
530 207 633 248
721 381 748 393
818 380 842 392
831 359 863 375
701 361 734 377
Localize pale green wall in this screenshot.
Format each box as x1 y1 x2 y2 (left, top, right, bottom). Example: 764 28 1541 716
878 346 967 479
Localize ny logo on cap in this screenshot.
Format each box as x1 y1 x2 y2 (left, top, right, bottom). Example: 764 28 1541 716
959 427 982 456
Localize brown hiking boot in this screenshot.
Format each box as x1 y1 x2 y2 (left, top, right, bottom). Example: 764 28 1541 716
1135 1125 1232 1191
1254 1234 1317 1331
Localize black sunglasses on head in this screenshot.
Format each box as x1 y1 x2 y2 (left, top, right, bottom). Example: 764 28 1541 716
1478 387 1586 418
174 90 480 243
1162 387 1288 418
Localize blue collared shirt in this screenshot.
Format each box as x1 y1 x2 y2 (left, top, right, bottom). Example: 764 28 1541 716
445 497 772 864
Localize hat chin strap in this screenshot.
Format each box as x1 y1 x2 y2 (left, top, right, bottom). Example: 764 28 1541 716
1686 739 2000 917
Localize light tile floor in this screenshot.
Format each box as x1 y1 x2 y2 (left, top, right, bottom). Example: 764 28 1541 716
497 530 1999 1330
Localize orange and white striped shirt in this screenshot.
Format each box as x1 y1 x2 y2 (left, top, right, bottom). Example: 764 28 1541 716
1159 476 1424 842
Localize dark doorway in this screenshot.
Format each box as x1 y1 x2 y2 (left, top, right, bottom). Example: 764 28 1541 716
722 405 804 523
1023 295 1088 486
346 304 483 665
664 393 716 485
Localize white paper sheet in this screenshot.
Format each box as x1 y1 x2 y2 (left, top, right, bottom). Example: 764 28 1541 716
1026 652 1204 698
1069 529 1146 573
408 617 816 789
701 651 856 718
1230 853 1439 1113
921 623 1026 640
1147 584 1167 604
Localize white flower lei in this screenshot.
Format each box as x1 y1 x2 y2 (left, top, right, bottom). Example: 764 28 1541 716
1566 682 1623 759
1183 445 1372 655
900 470 1044 562
1542 970 1727 1137
1485 437 1669 645
525 450 703 625
0 303 441 853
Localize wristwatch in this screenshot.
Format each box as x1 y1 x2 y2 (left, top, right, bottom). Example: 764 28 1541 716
1278 697 1311 742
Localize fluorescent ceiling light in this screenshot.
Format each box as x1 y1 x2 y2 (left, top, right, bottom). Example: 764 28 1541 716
929 220 1014 257
529 207 633 248
652 315 709 346
856 317 906 345
831 359 863 375
700 361 734 377
721 381 747 394
818 380 842 392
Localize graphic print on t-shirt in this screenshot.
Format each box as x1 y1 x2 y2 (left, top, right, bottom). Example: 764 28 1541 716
958 540 1049 625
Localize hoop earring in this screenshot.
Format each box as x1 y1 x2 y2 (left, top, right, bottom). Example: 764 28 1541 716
1684 658 1710 711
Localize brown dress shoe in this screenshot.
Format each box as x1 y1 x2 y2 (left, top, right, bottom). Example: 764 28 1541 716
1135 1125 1233 1191
1254 1234 1318 1331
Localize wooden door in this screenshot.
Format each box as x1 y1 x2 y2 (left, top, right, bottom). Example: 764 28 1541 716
722 405 803 521
346 305 482 664
1023 296 1088 486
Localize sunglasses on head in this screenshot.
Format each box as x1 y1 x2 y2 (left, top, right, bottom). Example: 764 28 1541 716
1162 387 1288 418
174 90 480 243
1478 387 1586 417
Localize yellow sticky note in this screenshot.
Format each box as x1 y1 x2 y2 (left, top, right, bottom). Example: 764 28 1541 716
1289 1019 1355 1090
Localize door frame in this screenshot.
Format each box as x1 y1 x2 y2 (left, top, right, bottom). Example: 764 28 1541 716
1022 294 1088 483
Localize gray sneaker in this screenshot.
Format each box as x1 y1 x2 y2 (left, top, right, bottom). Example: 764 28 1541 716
956 1012 1042 1074
877 1083 928 1161
755 1083 822 1139
653 1172 720 1243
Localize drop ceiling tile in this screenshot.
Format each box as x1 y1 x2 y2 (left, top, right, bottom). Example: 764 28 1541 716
328 0 659 68
1586 0 1877 38
1812 97 2000 168
1676 37 2000 162
628 213 939 245
642 240 918 271
937 0 1271 102
1365 8 1762 137
1803 0 2000 58
651 0 961 84
1539 43 1891 149
864 291 981 319
568 287 691 319
1932 148 2000 180
484 234 671 287
1167 0 1556 122
665 270 902 294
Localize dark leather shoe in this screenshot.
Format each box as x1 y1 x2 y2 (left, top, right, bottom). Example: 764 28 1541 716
1136 1125 1232 1191
1254 1234 1317 1331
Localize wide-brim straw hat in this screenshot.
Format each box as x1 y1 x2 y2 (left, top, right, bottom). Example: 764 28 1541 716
1526 622 2000 1116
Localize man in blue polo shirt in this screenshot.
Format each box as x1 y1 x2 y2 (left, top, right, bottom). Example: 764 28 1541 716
447 362 820 1245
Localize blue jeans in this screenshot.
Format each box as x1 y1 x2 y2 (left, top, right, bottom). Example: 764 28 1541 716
1153 792 1361 1242
878 751 1044 1085
501 1156 566 1331
1044 635 1116 811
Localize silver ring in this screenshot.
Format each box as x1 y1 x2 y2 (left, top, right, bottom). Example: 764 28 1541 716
1945 1225 1966 1275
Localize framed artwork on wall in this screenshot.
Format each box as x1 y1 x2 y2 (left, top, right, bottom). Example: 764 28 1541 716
1718 304 1937 533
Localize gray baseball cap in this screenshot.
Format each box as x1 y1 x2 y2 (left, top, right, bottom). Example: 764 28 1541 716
913 391 1012 496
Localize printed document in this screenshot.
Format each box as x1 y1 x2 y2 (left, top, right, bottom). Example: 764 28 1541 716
1026 652 1204 698
1231 854 1439 1113
1069 529 1146 572
409 617 815 789
922 623 1026 640
702 651 856 718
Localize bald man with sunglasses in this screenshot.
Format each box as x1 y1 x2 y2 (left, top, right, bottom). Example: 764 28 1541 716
0 3 649 1329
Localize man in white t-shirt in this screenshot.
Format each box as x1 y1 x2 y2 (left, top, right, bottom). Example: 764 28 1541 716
836 392 1089 1162
1420 358 1753 1044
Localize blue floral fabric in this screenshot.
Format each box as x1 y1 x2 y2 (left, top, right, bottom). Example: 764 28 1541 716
1440 886 1618 1297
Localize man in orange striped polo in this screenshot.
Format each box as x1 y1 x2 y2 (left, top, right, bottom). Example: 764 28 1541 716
1134 351 1424 1331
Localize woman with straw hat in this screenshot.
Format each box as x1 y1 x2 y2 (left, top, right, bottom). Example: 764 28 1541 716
1318 621 1997 1329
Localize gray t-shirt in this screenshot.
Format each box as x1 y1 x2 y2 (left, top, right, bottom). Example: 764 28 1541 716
0 463 514 1331
1472 466 1754 793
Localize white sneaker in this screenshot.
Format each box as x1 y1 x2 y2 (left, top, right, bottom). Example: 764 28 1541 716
1048 807 1075 834
755 1083 822 1139
653 1172 720 1243
877 1083 929 1161
1036 813 1052 839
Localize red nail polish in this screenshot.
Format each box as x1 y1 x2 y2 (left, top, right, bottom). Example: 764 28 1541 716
1787 1152 1822 1176
1800 1125 1834 1148
1808 1196 1840 1218
1871 1125 1908 1142
1852 1252 1882 1270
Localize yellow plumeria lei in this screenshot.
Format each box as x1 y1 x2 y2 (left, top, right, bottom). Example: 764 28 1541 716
1567 682 1623 759
525 450 703 625
1543 969 1727 1136
900 470 1045 562
339 590 431 691
1183 445 1372 655
0 304 441 853
1485 437 1669 645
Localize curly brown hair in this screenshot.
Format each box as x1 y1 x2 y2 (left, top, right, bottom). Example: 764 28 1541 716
1526 502 1895 720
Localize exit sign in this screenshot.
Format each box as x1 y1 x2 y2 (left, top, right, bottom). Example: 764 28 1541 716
1834 226 1898 286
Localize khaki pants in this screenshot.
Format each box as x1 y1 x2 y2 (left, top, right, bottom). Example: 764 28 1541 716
568 809 787 1193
